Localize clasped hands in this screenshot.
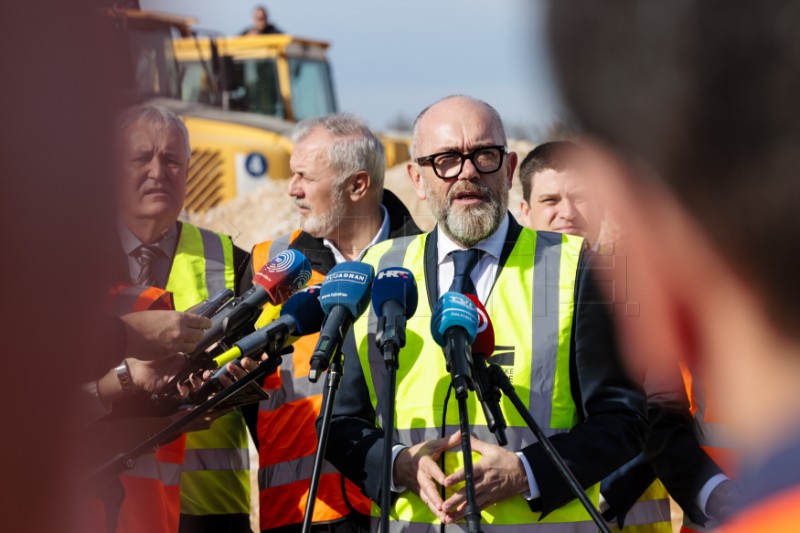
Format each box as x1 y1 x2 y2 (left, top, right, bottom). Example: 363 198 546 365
393 432 530 523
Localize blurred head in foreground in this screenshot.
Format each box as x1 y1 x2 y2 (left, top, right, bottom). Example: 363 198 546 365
548 0 800 460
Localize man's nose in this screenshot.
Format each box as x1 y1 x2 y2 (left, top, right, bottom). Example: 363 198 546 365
288 174 303 196
560 199 578 220
146 157 166 180
456 157 480 181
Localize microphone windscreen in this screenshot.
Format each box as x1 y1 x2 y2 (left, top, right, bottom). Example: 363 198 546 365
253 250 312 305
465 294 494 357
371 267 418 319
281 284 325 335
431 291 479 347
319 262 375 318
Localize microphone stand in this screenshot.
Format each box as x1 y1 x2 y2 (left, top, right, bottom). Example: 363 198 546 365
375 310 406 533
486 364 612 533
86 355 282 492
301 347 344 533
445 329 483 533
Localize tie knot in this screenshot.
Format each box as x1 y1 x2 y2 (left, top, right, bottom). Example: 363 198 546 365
134 245 159 286
448 249 483 295
136 245 159 265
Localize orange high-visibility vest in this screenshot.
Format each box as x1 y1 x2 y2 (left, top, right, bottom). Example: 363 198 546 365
680 365 738 533
252 233 372 530
109 284 187 533
720 485 800 533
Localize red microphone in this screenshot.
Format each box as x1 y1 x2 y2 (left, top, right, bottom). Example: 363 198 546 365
465 295 507 446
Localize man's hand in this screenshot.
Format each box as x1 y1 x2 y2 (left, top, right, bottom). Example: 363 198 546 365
127 355 187 394
394 432 462 522
440 436 529 522
706 479 741 523
121 310 212 359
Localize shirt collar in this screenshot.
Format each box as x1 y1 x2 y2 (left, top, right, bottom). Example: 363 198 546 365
117 220 178 258
323 204 390 264
436 212 510 265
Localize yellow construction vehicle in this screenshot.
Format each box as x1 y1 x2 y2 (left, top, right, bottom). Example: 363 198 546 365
174 34 411 169
107 5 297 211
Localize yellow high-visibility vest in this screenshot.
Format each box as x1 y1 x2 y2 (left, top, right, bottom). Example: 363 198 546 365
354 228 600 532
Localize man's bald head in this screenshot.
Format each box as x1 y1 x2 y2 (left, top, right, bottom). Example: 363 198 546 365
410 95 506 160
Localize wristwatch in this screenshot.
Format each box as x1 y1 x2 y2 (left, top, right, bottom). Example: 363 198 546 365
115 360 135 396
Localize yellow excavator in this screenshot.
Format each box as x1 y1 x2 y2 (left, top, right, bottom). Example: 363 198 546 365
108 2 409 212
108 4 297 211
173 33 411 179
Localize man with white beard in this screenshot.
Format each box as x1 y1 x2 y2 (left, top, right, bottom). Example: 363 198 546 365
246 113 420 532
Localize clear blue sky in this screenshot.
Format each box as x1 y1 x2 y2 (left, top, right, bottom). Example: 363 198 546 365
141 0 565 138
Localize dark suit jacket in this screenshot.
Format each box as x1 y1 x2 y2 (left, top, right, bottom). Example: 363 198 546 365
601 382 723 526
323 216 649 516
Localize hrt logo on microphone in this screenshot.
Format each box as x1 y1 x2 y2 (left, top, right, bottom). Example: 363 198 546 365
326 271 368 284
475 307 489 333
376 269 409 280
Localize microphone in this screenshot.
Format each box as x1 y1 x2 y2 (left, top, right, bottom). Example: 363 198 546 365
372 267 418 358
158 249 312 399
464 295 507 446
308 262 375 383
431 292 479 397
194 285 325 401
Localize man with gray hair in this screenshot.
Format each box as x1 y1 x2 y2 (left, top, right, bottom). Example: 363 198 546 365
113 103 254 533
247 113 420 532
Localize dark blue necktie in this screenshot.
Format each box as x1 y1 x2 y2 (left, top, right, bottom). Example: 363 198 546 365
448 249 483 295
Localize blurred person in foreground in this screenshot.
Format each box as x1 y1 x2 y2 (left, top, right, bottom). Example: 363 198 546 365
549 1 800 530
243 113 420 532
520 141 738 531
113 103 253 533
322 95 648 531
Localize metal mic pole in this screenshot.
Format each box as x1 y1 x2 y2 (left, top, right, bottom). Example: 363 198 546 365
301 348 344 533
446 329 482 533
379 340 398 533
486 364 612 533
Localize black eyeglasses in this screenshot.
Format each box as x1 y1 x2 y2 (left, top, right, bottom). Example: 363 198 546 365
415 145 507 179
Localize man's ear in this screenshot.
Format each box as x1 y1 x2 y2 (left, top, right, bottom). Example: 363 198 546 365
348 171 370 201
505 151 518 190
407 162 427 200
519 199 531 223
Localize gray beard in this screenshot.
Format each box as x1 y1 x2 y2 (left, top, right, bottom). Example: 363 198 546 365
296 186 346 238
424 180 508 247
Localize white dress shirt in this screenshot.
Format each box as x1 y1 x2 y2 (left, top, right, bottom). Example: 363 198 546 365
323 205 390 265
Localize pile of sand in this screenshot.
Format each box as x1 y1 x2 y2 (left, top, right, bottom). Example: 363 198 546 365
181 140 537 251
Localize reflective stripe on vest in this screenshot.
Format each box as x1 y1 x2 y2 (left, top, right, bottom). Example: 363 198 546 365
251 235 372 528
165 223 251 516
377 519 603 532
106 284 186 533
355 229 599 530
108 284 175 314
610 480 671 532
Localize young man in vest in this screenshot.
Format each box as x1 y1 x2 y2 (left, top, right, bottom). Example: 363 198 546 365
115 104 253 533
548 1 800 530
246 114 420 532
520 142 740 532
324 95 649 531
